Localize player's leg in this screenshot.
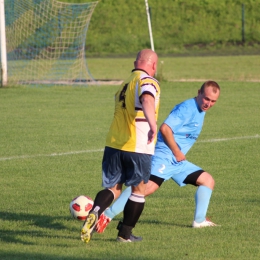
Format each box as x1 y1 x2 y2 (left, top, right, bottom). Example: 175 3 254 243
116 152 152 242
96 155 166 234
81 147 123 243
96 175 163 233
81 186 120 243
106 155 167 224
183 169 218 227
103 175 162 219
117 181 146 242
145 174 164 195
96 186 131 233
91 186 122 218
194 171 217 227
104 186 131 219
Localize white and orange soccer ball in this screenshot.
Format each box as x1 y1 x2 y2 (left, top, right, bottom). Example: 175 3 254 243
69 195 93 221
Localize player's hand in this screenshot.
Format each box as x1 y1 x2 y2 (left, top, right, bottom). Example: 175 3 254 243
174 151 186 162
147 129 156 144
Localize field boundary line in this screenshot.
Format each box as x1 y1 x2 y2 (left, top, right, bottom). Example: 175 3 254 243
0 135 259 162
198 134 259 143
0 149 104 161
168 79 260 82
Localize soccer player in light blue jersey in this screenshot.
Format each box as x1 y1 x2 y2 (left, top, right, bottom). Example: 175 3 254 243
96 81 221 235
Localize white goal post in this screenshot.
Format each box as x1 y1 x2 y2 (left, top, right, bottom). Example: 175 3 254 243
0 0 98 87
0 0 7 86
144 0 154 52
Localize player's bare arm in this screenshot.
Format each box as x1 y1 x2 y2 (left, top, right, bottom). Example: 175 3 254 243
159 123 186 161
141 94 157 144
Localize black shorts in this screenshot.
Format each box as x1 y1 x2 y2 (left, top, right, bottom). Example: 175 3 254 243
150 170 204 187
102 146 152 188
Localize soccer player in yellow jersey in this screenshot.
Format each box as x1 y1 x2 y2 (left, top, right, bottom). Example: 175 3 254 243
81 49 160 243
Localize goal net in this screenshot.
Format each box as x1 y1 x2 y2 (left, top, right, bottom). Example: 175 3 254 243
2 0 98 86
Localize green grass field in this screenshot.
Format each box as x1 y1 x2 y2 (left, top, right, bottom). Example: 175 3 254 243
1 56 260 259
87 55 260 82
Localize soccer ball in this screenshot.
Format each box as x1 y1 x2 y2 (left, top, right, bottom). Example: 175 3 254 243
69 195 93 221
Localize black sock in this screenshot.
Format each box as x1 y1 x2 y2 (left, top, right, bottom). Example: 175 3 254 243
91 189 114 218
122 199 145 227
117 221 133 240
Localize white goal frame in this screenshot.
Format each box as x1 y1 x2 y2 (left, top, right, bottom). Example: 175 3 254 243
0 0 7 86
0 0 98 87
145 0 154 51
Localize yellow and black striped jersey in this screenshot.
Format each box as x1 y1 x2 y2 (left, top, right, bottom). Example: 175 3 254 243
105 69 160 154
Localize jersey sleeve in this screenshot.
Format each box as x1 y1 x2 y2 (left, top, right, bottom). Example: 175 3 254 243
139 75 160 99
164 102 194 133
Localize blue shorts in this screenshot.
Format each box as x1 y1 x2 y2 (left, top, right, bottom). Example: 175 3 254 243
102 146 152 188
151 156 202 187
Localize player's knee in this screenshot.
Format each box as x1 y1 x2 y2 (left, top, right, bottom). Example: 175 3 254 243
145 180 160 196
131 181 146 195
205 173 215 190
197 172 215 189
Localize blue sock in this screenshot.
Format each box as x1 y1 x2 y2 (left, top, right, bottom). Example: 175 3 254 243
104 186 132 220
194 185 212 223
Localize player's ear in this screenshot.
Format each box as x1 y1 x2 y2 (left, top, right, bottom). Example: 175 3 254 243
152 61 156 71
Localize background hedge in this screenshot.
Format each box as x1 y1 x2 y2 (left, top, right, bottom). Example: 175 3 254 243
58 0 260 55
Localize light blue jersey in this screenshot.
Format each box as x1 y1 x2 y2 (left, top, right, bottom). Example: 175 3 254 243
152 98 205 186
154 97 205 162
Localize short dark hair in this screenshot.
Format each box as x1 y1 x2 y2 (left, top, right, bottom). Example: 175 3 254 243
200 81 220 94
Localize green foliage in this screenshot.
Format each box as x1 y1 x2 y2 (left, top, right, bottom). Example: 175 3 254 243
0 79 260 259
60 0 260 55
